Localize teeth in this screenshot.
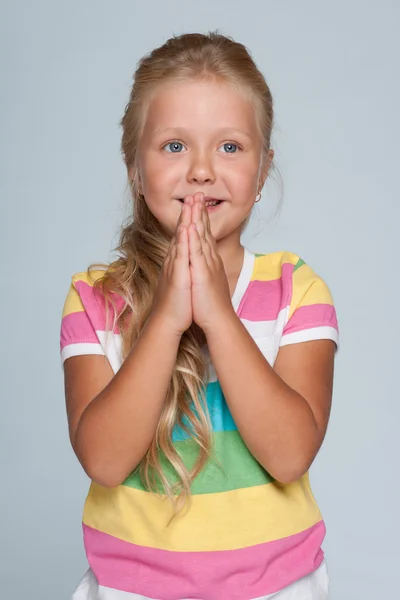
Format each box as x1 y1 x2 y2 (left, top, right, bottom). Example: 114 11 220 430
178 199 221 207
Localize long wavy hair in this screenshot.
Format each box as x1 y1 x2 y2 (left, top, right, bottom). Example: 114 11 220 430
89 31 277 513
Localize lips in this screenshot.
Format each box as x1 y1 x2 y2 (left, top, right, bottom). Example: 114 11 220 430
176 197 225 205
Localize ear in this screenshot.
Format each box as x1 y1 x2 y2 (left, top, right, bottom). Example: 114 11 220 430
128 167 143 195
258 149 274 191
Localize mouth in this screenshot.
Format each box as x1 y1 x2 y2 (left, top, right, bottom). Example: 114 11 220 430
176 197 225 211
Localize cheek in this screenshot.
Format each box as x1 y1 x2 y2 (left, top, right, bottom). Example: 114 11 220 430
232 169 259 198
141 162 162 193
228 157 259 184
141 157 179 195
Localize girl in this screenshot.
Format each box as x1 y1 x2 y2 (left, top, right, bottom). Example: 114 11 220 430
61 32 338 600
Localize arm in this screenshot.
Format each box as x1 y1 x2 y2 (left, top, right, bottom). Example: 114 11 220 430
63 202 193 488
65 313 182 488
204 312 335 484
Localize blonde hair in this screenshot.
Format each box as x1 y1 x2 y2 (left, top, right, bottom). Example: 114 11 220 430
90 31 277 513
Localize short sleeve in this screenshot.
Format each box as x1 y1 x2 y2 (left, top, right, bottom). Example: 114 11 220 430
279 257 339 350
60 273 106 365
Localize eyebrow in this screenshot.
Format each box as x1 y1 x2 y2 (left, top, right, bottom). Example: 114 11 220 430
151 126 253 140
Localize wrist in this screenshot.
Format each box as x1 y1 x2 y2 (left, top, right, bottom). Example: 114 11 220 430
201 307 238 338
146 311 184 342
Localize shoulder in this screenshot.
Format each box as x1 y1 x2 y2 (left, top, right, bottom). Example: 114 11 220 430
62 268 108 318
60 269 108 364
252 249 337 320
70 268 107 287
252 250 305 282
248 249 339 348
253 250 331 287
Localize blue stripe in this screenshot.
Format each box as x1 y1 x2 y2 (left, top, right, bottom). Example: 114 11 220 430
172 381 237 441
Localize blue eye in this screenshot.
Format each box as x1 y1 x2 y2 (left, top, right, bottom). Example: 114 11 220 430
164 141 185 153
219 142 240 153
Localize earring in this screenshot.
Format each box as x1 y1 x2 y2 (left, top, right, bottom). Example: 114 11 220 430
255 192 262 203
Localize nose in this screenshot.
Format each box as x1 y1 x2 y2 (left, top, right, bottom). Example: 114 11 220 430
186 151 216 185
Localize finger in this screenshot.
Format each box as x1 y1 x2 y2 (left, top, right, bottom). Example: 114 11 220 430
184 193 194 207
169 200 189 262
165 230 177 262
193 204 214 266
175 202 187 234
166 210 183 257
164 242 174 270
165 240 177 277
200 200 218 259
169 234 177 256
175 224 189 261
188 223 208 274
180 199 193 230
200 197 212 238
192 197 207 244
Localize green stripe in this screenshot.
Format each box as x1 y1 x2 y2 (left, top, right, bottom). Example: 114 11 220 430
294 258 306 272
122 430 273 495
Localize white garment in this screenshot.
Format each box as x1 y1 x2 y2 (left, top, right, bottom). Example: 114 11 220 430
72 560 329 600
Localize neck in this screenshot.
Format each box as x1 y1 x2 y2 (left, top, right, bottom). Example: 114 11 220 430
216 233 245 277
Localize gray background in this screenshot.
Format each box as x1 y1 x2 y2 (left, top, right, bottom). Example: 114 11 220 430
1 1 398 598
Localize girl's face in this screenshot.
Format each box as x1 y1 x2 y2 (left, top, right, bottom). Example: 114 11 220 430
136 79 273 241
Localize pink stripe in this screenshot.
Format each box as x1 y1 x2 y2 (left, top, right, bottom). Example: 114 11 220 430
239 263 294 321
83 521 325 599
282 304 338 336
60 311 99 351
74 280 124 333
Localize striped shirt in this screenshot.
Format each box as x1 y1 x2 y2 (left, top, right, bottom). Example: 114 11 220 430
60 248 339 600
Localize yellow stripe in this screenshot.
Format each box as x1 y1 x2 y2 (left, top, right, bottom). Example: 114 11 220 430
289 264 334 319
62 270 105 318
252 251 298 282
62 284 84 317
83 473 322 552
